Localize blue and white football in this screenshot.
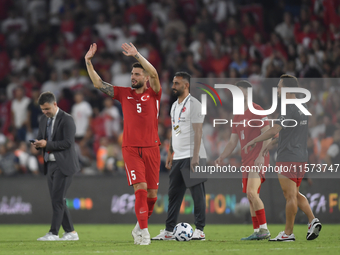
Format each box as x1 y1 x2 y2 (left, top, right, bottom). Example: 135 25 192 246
173 222 193 241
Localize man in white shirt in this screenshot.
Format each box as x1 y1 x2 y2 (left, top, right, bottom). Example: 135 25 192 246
152 72 207 241
71 92 92 140
275 12 294 46
11 86 30 141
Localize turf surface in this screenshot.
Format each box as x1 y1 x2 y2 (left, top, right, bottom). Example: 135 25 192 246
0 224 338 255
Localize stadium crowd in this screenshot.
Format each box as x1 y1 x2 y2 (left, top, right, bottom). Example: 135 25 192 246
0 0 339 176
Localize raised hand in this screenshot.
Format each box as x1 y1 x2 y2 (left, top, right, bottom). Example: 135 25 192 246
85 43 97 61
122 43 138 57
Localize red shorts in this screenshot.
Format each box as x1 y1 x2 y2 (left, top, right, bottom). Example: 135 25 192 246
275 161 306 187
242 174 266 194
122 146 160 189
241 156 269 194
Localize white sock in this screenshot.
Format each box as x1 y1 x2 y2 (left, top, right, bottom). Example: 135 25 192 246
134 221 140 231
141 228 149 235
260 223 267 229
254 228 259 233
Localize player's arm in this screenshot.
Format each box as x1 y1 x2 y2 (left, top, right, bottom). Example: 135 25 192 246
259 125 271 156
215 133 239 165
243 124 282 154
169 135 174 154
166 135 174 170
85 43 114 97
191 123 203 171
122 43 161 93
262 137 279 157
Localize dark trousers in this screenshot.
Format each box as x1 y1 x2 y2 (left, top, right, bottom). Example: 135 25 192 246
165 158 206 232
46 162 74 235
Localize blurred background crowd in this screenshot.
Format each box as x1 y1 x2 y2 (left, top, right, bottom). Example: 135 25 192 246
0 0 339 177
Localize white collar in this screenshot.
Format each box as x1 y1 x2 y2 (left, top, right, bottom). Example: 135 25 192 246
177 93 190 105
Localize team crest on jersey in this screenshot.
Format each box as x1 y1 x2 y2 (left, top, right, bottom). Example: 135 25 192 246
141 95 150 101
182 107 186 113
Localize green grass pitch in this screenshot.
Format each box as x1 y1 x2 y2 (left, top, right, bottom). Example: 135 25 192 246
0 224 339 255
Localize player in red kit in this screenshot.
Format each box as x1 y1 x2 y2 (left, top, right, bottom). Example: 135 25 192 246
215 81 271 240
85 43 161 245
243 75 321 241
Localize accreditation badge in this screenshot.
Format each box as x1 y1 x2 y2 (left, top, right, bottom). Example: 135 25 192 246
174 125 181 136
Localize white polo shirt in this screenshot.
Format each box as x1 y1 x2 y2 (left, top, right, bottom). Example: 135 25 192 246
170 94 207 160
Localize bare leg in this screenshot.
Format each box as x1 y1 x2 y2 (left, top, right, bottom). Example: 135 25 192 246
278 174 298 235
247 172 264 211
297 189 315 223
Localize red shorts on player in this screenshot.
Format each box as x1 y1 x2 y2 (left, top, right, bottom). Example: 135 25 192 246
276 161 307 187
242 173 266 194
241 157 269 194
122 146 160 189
242 175 266 194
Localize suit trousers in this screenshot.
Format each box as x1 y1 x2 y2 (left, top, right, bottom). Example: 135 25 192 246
165 158 206 232
46 161 74 235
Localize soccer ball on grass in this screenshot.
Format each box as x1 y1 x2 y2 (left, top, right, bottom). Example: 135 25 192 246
173 222 193 241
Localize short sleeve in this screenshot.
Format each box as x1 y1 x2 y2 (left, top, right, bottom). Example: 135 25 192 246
170 103 174 120
275 105 295 129
149 86 162 100
113 86 122 102
191 99 205 123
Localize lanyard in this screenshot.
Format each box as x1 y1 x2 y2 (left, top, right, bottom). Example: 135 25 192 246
172 95 190 127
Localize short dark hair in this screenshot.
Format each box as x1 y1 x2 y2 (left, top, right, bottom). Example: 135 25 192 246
174 72 191 83
235 80 252 88
132 62 147 74
38 92 56 105
280 74 299 87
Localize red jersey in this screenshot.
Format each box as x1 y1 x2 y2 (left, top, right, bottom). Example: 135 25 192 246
113 86 161 147
232 103 269 165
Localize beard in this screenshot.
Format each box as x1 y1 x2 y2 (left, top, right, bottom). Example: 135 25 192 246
131 80 144 89
172 89 184 97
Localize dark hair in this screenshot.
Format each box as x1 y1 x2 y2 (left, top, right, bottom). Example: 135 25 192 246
132 62 145 70
38 92 56 105
280 74 299 87
235 80 252 88
174 72 191 83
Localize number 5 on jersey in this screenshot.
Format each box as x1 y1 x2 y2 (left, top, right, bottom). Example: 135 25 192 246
130 170 136 180
137 103 142 113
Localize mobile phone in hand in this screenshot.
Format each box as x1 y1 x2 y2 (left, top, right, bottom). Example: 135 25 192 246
29 139 36 143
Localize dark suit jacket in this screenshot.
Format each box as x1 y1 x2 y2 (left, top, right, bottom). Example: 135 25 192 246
37 109 80 176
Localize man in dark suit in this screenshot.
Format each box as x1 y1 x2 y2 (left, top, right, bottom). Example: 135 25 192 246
33 92 80 241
